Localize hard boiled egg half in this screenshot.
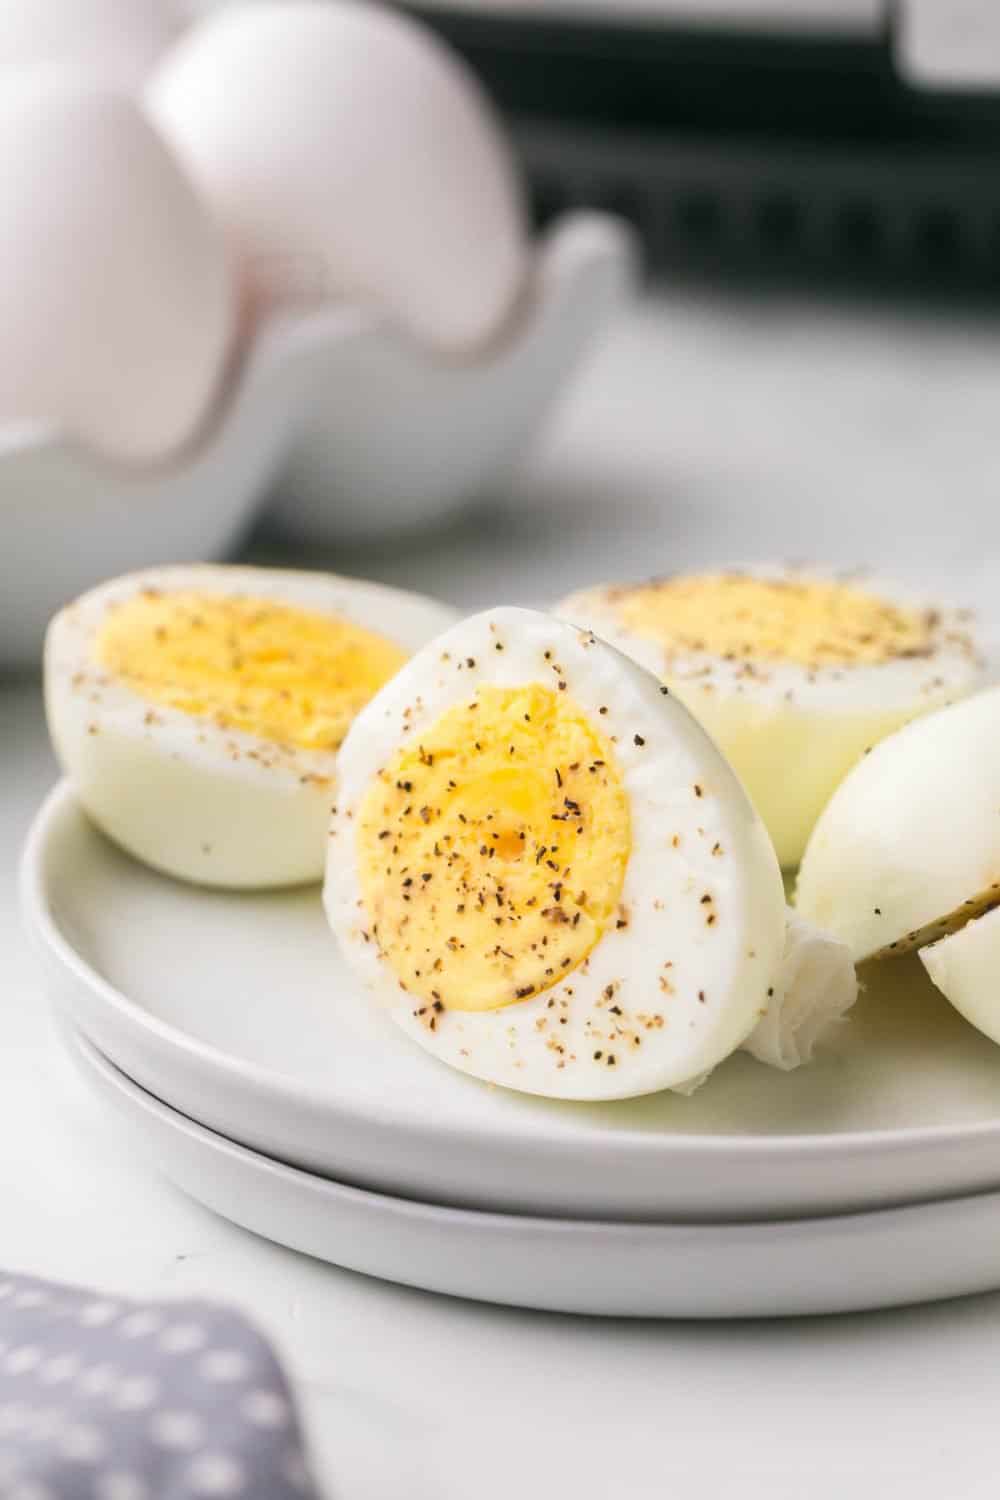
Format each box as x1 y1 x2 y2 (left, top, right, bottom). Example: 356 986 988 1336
45 565 456 888
797 687 1000 1052
797 687 1000 962
556 568 980 868
325 606 790 1100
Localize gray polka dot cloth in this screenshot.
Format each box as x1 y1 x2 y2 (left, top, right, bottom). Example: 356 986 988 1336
0 1273 320 1499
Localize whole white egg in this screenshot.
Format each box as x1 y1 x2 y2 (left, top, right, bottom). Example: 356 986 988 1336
0 74 235 464
147 0 529 354
0 0 179 90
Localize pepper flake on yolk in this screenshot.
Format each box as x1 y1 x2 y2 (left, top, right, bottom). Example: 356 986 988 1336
95 589 407 751
356 682 631 1014
614 574 935 669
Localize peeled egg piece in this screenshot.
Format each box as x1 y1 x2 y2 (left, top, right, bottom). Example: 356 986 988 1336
556 569 980 868
744 913 857 1072
325 607 786 1100
920 909 1000 1048
671 913 857 1096
45 566 458 888
147 0 528 353
0 76 234 463
797 687 1000 962
0 0 177 90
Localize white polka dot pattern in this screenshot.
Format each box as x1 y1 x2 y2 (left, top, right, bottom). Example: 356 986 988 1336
78 1363 117 1398
198 1351 250 1384
7 1346 43 1375
0 1273 317 1500
117 1312 163 1341
95 1473 150 1500
150 1409 204 1451
158 1323 206 1356
242 1391 290 1430
79 1303 120 1329
186 1453 246 1496
112 1375 159 1412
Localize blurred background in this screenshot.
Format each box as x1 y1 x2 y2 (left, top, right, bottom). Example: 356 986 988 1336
314 0 1000 617
5 0 1000 663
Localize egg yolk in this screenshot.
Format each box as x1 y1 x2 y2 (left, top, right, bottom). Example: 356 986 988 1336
356 683 631 1014
96 589 407 751
615 575 934 668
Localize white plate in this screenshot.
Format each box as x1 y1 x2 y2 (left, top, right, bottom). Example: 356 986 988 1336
23 783 1000 1224
64 1025 1000 1319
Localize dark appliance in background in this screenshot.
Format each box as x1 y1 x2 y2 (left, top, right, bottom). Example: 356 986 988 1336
402 1 1000 295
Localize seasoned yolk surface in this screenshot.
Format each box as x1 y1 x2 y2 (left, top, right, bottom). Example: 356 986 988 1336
356 683 631 1014
96 590 407 751
616 575 934 668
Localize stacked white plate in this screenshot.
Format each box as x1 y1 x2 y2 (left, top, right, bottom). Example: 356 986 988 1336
22 783 1000 1319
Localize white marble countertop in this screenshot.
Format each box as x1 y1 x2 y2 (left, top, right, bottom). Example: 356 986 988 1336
5 285 1000 1498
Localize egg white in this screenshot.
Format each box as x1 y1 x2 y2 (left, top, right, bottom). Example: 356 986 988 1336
325 606 786 1101
45 564 457 889
797 686 1000 962
556 567 981 869
148 0 527 353
920 907 1000 1048
744 912 857 1072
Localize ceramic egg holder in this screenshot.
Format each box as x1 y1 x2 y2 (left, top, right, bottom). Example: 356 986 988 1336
0 212 635 668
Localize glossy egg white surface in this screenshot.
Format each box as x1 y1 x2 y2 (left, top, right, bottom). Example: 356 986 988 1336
0 75 234 463
921 908 1000 1049
45 565 457 889
325 607 786 1100
148 0 529 354
797 687 1000 962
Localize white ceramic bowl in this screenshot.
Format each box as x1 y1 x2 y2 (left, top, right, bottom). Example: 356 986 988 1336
0 211 635 670
0 314 305 671
269 213 636 545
